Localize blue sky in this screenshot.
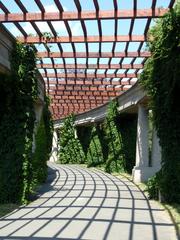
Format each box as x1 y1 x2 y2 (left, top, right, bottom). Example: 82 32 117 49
0 0 171 12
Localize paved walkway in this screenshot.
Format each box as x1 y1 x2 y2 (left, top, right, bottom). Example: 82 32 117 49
0 163 177 240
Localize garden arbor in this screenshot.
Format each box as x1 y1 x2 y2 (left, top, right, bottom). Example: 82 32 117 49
0 0 177 185
0 0 175 119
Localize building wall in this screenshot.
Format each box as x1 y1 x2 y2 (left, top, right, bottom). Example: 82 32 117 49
0 26 14 72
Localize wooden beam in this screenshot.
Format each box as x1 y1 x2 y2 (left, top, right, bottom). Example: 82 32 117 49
42 72 138 78
0 8 168 22
17 35 147 43
37 63 143 69
37 51 150 58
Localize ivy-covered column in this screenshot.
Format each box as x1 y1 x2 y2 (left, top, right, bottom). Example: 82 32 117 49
133 104 149 182
34 103 43 123
32 103 43 152
49 129 58 162
151 128 161 172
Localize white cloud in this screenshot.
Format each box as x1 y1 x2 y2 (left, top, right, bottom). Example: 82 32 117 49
44 4 68 12
44 4 58 12
71 22 82 36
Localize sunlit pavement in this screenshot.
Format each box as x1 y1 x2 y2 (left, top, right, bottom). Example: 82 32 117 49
0 163 177 240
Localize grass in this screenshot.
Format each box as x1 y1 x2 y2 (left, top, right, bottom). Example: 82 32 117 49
0 204 19 218
163 203 180 235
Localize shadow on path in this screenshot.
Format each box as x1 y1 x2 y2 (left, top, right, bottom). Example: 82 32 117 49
0 163 177 240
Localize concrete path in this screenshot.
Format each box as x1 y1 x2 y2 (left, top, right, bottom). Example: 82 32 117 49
0 163 177 240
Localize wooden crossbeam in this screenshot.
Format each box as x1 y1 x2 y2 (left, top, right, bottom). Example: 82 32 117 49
42 72 138 78
37 63 143 69
37 51 150 58
0 9 168 22
17 35 147 43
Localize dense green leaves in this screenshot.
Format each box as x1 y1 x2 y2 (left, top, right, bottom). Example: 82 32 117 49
86 126 104 167
59 114 85 164
103 100 124 173
62 100 137 174
140 3 180 203
116 114 137 173
32 110 52 186
0 42 53 203
0 42 37 203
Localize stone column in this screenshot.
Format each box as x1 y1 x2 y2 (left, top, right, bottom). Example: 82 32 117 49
32 103 43 153
49 129 59 162
74 127 78 139
151 128 161 172
133 104 150 182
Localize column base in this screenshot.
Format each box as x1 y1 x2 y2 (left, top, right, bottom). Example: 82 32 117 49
49 148 58 162
132 166 160 183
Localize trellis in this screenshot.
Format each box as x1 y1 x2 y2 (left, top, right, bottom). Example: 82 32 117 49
0 0 175 119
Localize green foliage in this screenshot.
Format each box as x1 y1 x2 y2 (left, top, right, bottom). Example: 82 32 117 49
0 42 53 204
0 204 19 218
76 102 137 174
140 3 180 203
59 114 85 164
77 126 93 157
11 42 38 101
116 114 137 173
146 174 159 200
32 117 47 184
32 100 53 186
43 96 54 156
103 100 124 173
86 125 104 167
0 42 38 203
59 101 137 175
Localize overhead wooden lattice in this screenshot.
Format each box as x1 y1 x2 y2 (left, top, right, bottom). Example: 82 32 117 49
0 0 176 120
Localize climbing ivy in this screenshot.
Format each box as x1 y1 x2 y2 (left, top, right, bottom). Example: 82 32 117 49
59 114 85 164
0 42 38 203
116 113 137 173
0 42 53 203
140 3 180 203
86 125 105 167
77 125 93 157
32 97 53 187
43 96 54 157
103 100 124 173
76 102 137 174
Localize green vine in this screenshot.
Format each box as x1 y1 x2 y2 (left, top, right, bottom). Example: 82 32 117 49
67 101 137 174
140 3 180 203
116 113 137 173
0 42 38 203
58 114 85 164
0 42 53 203
32 96 53 187
86 125 104 167
103 100 124 173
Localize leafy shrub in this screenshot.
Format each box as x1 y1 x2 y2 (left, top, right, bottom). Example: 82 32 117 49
146 174 159 200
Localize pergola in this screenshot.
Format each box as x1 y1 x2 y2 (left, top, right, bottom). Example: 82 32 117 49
0 0 175 120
